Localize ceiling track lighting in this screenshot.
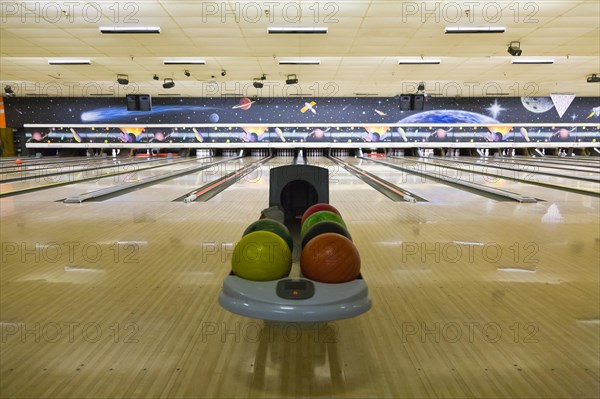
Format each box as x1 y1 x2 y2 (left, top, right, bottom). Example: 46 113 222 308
117 74 129 85
507 41 522 56
587 74 600 83
163 78 175 89
286 74 298 85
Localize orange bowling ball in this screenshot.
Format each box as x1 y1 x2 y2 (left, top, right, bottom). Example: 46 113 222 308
301 233 360 284
15 159 22 165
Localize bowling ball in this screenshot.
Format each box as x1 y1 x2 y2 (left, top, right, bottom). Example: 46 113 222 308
243 219 294 252
301 221 352 249
301 203 341 225
15 159 22 165
301 233 360 284
301 211 346 238
232 231 292 281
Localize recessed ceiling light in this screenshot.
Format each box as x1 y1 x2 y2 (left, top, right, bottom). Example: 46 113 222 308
268 27 327 34
512 59 554 64
163 59 206 65
445 26 506 34
99 26 160 34
278 59 321 65
398 59 441 65
48 59 91 65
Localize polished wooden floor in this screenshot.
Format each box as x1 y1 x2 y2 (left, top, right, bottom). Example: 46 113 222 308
1 154 599 398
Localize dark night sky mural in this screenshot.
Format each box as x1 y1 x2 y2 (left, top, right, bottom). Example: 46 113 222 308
5 96 600 127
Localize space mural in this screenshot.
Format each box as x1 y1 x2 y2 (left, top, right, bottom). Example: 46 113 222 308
6 96 600 144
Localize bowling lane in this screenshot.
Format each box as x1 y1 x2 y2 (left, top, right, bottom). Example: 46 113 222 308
205 157 296 204
409 157 600 200
335 156 488 204
455 156 600 177
105 156 259 202
2 152 598 399
0 157 209 201
304 155 407 204
0 156 123 179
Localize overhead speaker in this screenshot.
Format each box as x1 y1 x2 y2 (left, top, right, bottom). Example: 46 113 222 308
126 94 138 111
138 94 152 111
126 94 152 111
399 94 412 111
412 94 425 111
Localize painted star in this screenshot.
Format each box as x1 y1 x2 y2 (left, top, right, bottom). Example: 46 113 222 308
486 100 506 119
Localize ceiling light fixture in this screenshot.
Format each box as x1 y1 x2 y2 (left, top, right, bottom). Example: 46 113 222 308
48 59 91 65
100 26 160 34
268 27 327 34
398 59 441 65
445 26 506 34
278 59 321 65
163 59 206 65
511 59 554 64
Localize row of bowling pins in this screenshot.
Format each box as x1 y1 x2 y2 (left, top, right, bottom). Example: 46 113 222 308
251 149 269 157
223 150 237 157
558 149 572 157
390 149 405 157
277 149 294 157
331 149 349 157
87 149 115 157
307 149 322 157
444 149 460 157
196 149 214 157
418 149 434 157
501 149 517 157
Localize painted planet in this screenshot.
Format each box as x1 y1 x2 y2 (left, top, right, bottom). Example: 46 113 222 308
209 113 219 123
433 128 447 139
154 132 165 141
238 97 253 111
399 110 499 124
32 132 43 141
521 97 554 114
312 129 325 138
556 128 570 138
